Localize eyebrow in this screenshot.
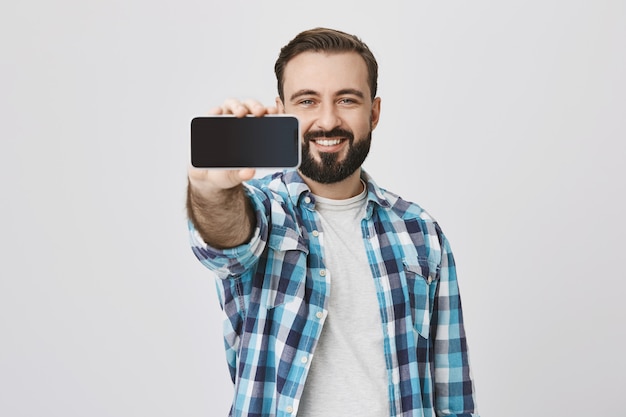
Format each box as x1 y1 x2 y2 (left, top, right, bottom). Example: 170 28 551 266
289 89 319 101
336 88 365 99
289 88 366 102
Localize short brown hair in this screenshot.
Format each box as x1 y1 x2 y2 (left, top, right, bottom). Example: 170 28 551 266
274 27 378 101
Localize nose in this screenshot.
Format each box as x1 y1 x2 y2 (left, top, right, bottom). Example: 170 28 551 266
314 103 341 132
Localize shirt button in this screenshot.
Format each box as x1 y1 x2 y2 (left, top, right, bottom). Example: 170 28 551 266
301 356 308 364
315 311 323 319
304 196 311 204
319 269 326 277
391 371 400 384
286 405 294 414
312 230 319 237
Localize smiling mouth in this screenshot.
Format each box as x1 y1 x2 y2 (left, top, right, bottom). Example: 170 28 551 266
304 128 354 150
312 138 346 147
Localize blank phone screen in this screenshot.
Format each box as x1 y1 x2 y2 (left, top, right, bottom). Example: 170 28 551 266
191 116 300 168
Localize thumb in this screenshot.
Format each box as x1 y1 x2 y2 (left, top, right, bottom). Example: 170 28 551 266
238 168 256 182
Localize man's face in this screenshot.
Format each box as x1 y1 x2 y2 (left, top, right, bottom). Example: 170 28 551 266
277 52 381 184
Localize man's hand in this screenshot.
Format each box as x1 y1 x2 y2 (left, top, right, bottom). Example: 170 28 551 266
187 99 277 248
188 98 279 193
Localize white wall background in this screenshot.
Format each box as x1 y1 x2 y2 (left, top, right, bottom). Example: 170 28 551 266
1 1 625 416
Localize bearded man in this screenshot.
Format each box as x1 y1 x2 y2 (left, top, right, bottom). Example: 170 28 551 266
187 27 479 417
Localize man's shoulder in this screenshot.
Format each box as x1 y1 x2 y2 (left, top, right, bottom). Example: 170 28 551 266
246 170 308 200
243 170 306 222
373 186 437 225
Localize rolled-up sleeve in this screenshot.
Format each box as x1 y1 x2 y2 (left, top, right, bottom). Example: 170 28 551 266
188 183 270 278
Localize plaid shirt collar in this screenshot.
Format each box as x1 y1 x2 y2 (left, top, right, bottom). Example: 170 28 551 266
283 169 391 214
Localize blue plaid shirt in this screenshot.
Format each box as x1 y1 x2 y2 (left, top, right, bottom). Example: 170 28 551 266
189 170 479 417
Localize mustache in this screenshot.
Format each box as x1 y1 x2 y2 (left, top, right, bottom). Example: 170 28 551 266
303 128 354 143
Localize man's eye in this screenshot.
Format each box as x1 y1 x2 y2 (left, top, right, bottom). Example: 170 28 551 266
339 98 356 104
299 99 314 105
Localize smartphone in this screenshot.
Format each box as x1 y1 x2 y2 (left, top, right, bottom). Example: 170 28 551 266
191 115 300 169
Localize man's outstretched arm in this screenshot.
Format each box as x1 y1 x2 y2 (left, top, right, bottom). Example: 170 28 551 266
187 169 256 249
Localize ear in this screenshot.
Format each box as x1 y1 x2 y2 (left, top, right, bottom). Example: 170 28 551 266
370 97 381 130
275 97 285 114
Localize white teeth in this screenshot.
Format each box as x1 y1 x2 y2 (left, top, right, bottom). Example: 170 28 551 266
315 139 342 146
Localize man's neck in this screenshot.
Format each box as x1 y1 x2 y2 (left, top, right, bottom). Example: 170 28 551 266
299 169 364 200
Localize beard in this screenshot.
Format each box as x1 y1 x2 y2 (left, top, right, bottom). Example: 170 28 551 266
298 127 372 184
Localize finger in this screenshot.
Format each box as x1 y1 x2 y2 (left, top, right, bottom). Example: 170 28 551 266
238 168 256 181
208 106 223 115
222 98 249 117
242 99 267 117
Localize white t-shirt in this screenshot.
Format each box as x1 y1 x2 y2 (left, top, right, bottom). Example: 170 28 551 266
297 184 389 417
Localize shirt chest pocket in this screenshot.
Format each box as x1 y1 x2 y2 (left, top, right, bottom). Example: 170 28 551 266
403 258 438 339
262 225 308 309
